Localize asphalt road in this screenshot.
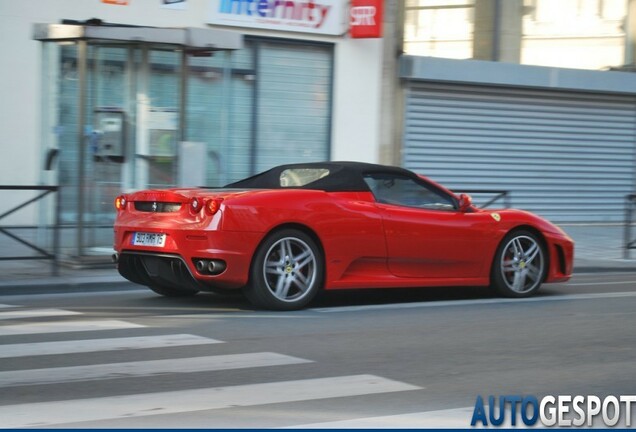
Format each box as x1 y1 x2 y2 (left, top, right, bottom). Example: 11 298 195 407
0 272 635 428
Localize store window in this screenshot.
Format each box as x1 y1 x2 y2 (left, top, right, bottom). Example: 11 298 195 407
186 38 332 187
403 0 474 59
187 47 253 186
402 0 629 71
254 40 332 173
521 0 627 70
42 35 332 255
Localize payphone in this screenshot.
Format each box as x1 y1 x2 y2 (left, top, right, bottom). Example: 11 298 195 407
94 107 125 162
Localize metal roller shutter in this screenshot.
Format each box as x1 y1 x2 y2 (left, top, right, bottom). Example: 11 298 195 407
403 82 636 223
255 41 332 172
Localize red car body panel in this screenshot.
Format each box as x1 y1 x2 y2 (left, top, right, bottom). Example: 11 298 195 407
114 174 574 292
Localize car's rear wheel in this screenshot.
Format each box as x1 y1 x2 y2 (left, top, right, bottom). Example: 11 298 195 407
245 229 324 310
491 230 546 297
148 284 199 297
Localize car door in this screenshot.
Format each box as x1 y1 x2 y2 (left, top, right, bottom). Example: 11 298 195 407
364 173 493 279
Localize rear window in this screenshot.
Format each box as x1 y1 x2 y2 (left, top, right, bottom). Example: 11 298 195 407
279 168 330 187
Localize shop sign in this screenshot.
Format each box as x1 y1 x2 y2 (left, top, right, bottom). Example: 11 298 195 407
350 0 382 38
208 0 347 36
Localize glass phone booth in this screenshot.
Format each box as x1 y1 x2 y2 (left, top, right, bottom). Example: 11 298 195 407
34 22 242 265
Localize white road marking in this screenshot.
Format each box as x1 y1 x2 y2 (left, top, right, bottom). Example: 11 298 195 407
292 406 629 429
0 304 16 308
160 314 317 319
312 291 636 313
0 374 420 428
290 406 550 429
0 319 144 336
0 352 312 387
0 289 148 302
0 308 82 320
290 407 478 429
0 334 222 359
565 280 636 287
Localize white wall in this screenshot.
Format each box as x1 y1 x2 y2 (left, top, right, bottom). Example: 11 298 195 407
330 37 384 163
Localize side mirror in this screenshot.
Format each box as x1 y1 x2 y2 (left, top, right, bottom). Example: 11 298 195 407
458 193 473 212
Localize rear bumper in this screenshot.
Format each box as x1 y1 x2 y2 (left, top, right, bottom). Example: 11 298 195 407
114 226 263 289
118 252 202 291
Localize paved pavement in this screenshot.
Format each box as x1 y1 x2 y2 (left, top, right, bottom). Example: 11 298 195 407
0 224 634 294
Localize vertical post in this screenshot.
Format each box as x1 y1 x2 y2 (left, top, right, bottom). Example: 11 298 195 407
52 187 61 276
383 0 405 166
179 49 188 184
76 40 88 258
492 0 501 61
625 0 636 67
179 49 188 142
625 195 634 259
473 0 522 63
219 50 232 186
249 41 259 176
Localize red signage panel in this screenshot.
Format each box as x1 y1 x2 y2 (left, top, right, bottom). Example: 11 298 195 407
350 0 383 38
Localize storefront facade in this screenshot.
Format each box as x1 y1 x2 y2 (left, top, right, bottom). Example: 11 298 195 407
5 0 636 263
1 0 391 258
400 0 636 223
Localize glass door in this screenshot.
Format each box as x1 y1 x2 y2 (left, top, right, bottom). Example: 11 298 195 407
135 48 182 190
84 45 133 252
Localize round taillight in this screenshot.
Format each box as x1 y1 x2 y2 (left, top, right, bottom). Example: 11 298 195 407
114 195 127 211
190 197 202 214
205 198 223 216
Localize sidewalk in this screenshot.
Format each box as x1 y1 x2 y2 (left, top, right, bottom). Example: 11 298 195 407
0 224 634 295
561 224 636 272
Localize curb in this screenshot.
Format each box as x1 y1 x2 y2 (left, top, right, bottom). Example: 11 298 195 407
573 266 636 274
0 279 139 296
1 267 635 297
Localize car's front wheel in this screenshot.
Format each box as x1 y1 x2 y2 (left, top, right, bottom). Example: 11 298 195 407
491 230 546 297
245 229 324 310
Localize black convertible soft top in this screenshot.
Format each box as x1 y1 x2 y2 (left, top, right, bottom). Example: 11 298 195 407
225 161 418 192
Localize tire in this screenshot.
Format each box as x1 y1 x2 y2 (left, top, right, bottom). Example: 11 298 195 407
245 229 324 310
491 230 547 298
148 284 199 297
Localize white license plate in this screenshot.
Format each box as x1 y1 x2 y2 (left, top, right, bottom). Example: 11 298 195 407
132 232 166 247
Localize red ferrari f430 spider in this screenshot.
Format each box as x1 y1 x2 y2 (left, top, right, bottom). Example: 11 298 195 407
113 162 574 310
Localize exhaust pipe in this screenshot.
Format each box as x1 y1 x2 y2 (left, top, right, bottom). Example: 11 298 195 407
195 260 207 273
207 260 227 275
111 253 119 264
193 258 227 275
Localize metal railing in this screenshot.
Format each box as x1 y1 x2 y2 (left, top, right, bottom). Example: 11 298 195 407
457 189 511 209
0 186 60 275
624 193 636 259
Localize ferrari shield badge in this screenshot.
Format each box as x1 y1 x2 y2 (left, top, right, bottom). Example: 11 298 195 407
491 213 501 222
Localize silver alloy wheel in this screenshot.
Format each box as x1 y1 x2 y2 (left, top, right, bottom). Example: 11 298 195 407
500 235 544 293
262 236 317 303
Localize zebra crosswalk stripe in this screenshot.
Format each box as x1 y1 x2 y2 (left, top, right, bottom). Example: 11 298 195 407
0 352 313 387
0 375 421 428
0 308 82 320
0 334 222 359
289 407 477 428
0 319 144 336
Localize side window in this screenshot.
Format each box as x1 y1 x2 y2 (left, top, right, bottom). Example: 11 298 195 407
364 174 456 211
